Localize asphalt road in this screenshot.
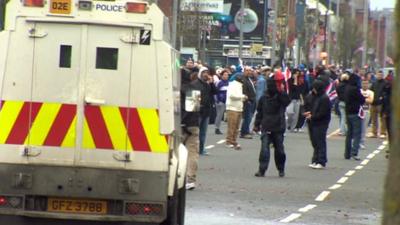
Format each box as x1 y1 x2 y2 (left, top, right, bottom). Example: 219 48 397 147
185 116 388 225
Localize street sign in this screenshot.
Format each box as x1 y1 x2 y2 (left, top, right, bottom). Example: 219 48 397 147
251 44 263 53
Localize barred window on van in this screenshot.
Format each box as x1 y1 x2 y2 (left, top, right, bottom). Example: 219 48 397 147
96 47 118 70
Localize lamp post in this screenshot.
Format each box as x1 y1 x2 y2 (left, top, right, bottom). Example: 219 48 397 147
361 0 369 67
238 0 245 61
271 0 278 65
171 0 178 49
313 0 319 68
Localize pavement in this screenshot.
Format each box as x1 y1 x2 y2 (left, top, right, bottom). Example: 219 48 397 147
185 115 388 225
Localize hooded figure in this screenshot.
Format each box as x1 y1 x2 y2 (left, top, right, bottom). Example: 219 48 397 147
191 67 217 155
304 79 332 169
254 76 290 178
344 73 365 160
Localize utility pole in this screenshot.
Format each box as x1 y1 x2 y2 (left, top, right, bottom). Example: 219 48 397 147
383 14 388 68
238 0 245 61
313 0 319 68
361 0 369 67
335 0 340 64
376 12 381 67
327 0 332 64
262 0 269 45
271 0 278 65
171 0 178 49
283 0 290 62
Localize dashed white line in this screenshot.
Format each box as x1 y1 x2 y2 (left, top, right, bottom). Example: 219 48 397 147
298 204 317 213
383 141 388 145
337 177 348 184
217 140 226 144
205 145 215 149
315 191 331 202
280 213 302 223
373 150 380 154
378 145 386 150
329 184 342 190
367 153 376 159
361 159 370 165
355 165 364 170
345 170 356 176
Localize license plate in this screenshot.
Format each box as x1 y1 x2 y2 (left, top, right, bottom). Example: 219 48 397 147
47 198 107 214
49 0 72 14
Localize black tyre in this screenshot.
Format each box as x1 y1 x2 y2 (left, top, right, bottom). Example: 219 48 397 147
161 179 186 225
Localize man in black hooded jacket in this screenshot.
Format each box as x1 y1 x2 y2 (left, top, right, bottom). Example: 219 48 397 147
344 73 365 160
253 76 290 177
304 79 332 169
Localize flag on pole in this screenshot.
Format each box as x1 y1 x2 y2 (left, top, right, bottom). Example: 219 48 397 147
281 60 292 94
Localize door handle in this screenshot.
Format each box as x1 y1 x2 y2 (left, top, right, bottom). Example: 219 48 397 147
85 97 106 105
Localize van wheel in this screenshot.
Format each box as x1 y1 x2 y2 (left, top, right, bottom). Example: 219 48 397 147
161 179 186 225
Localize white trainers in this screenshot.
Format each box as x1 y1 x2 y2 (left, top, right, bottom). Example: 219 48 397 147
308 163 317 168
185 182 196 190
312 164 325 169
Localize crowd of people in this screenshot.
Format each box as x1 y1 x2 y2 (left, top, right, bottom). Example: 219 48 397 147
180 58 394 190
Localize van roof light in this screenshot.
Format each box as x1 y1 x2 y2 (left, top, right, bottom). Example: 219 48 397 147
78 0 93 10
23 0 45 7
125 2 148 13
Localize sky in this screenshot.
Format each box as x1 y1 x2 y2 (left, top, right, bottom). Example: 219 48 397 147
370 0 396 10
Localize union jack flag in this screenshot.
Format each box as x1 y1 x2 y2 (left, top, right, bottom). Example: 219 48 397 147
325 79 338 102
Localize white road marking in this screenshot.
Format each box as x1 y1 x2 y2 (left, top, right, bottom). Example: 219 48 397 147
273 136 384 224
326 129 340 138
345 170 356 176
361 159 370 165
355 165 364 170
315 191 331 202
383 141 388 145
298 204 317 213
205 145 215 149
217 140 226 144
280 213 302 223
329 184 342 190
337 177 349 184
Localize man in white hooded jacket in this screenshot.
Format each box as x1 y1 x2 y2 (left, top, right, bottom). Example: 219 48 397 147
225 76 247 150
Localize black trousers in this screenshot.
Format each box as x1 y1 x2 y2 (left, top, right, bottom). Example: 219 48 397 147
258 131 286 174
308 122 329 166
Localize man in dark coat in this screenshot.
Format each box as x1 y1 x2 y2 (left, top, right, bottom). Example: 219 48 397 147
240 67 257 139
304 79 332 169
181 71 201 190
368 70 387 138
253 76 290 177
344 73 365 161
191 67 217 155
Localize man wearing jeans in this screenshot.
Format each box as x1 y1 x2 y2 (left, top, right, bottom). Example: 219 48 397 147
191 67 217 155
240 67 256 139
344 73 365 161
